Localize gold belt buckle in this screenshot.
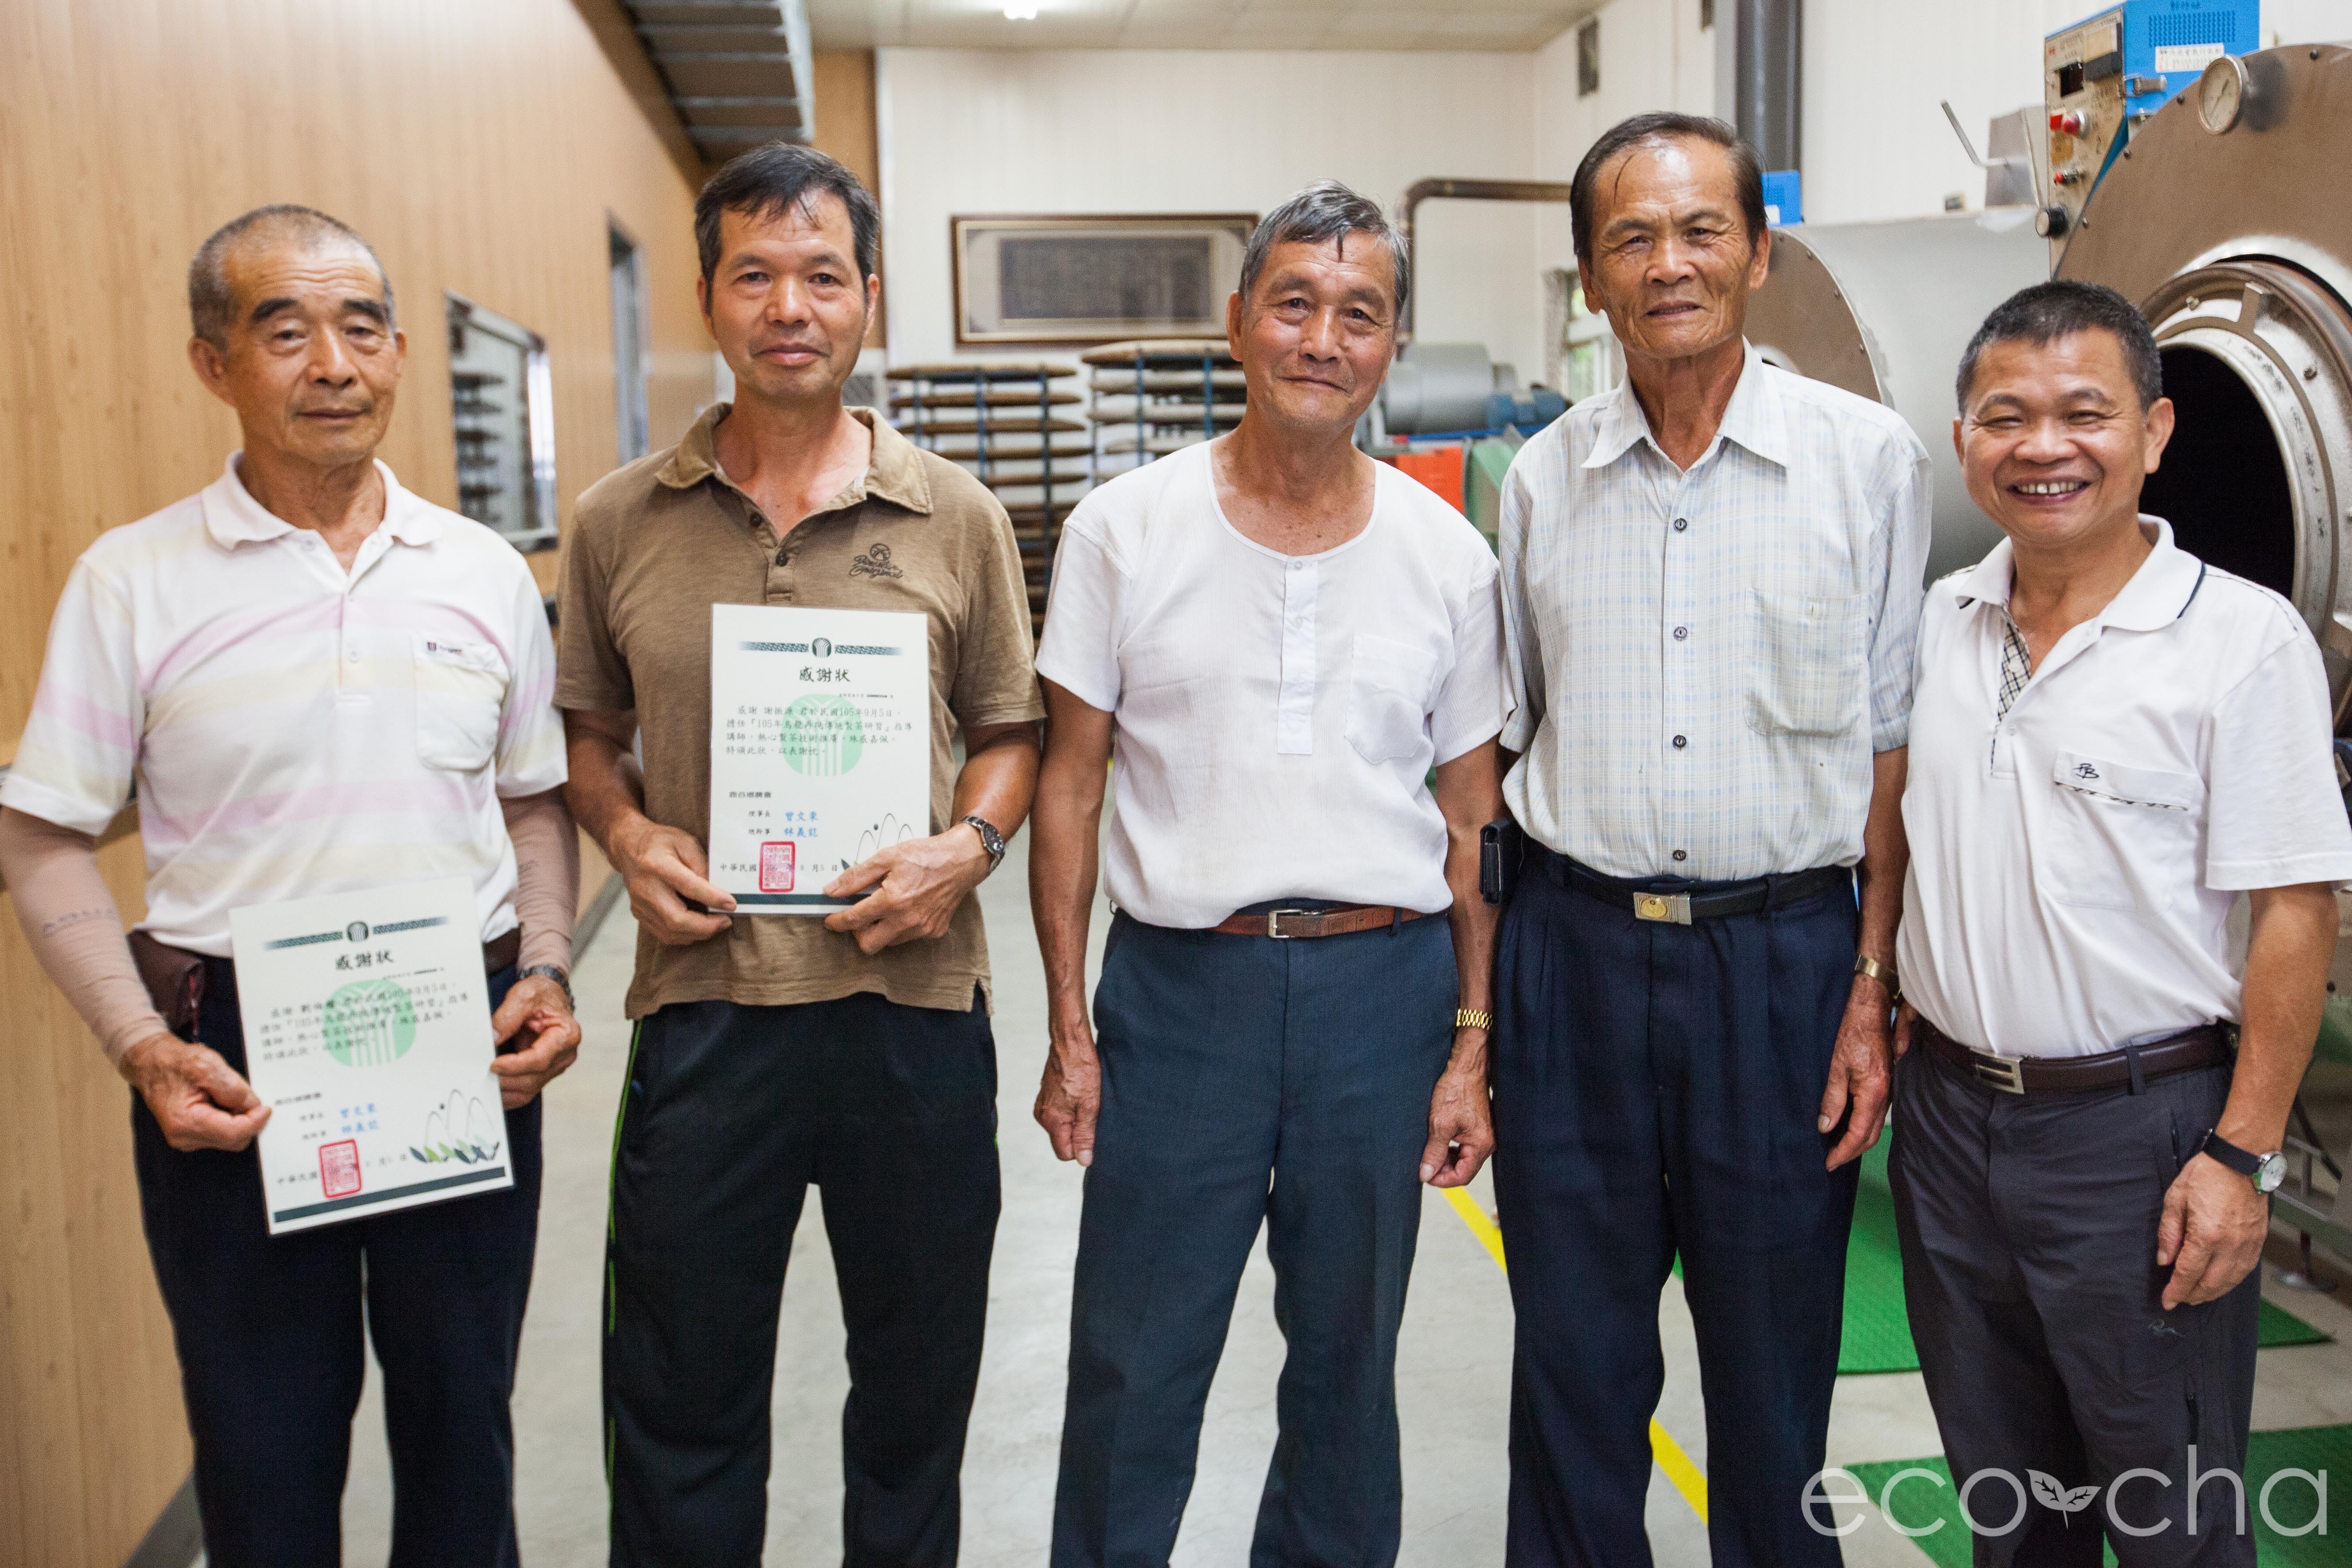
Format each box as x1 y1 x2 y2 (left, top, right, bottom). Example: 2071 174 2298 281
1968 1048 2028 1094
1633 893 1693 925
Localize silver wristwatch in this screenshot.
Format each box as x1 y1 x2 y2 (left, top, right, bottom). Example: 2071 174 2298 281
962 814 1006 869
517 963 574 1009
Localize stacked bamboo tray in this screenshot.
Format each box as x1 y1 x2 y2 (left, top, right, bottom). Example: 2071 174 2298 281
1083 340 1246 479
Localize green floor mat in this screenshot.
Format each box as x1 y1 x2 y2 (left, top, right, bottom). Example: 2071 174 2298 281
1848 1424 2350 1566
1836 1142 2331 1375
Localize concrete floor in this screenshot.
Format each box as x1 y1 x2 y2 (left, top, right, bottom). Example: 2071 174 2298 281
321 829 2352 1564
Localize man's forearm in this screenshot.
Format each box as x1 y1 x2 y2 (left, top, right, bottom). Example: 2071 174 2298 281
563 717 650 860
501 788 580 974
0 807 168 1063
1029 769 1105 1017
1856 747 1910 967
2220 883 2339 1153
951 727 1042 844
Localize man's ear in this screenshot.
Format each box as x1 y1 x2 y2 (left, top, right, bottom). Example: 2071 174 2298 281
696 273 711 324
1225 289 1243 358
2142 395 2176 474
186 336 237 408
1952 415 1965 464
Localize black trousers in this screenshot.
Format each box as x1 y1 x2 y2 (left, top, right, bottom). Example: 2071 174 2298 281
135 961 541 1568
1890 1043 2260 1567
603 990 1001 1567
1493 856 1860 1568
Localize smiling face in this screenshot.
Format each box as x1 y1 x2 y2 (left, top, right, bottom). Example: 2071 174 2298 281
187 233 405 471
1579 136 1768 368
1957 329 2176 556
698 193 877 411
1227 232 1398 439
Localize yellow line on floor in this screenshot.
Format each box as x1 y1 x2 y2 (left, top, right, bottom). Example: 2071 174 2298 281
1439 1185 1711 1525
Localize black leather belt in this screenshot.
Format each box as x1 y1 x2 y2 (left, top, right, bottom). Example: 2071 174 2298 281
1916 1013 2234 1095
1538 848 1852 925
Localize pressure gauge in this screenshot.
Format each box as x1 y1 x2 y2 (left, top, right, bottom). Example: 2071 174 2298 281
2197 55 2248 135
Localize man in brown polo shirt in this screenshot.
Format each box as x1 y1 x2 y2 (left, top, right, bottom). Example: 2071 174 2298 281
556 143 1042 1568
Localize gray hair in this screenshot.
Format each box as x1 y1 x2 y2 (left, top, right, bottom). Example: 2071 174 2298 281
188 205 396 350
1236 179 1410 319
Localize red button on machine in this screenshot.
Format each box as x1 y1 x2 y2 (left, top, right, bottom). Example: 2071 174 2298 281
2049 110 2085 135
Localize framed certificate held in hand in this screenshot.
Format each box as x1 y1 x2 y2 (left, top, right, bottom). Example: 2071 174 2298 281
230 876 511 1235
708 603 931 914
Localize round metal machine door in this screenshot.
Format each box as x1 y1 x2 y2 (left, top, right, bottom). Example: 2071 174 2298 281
2058 43 2352 716
1745 212 2050 584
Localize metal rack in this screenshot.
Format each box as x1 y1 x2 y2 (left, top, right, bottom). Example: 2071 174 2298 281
887 361 1085 634
1082 339 1245 481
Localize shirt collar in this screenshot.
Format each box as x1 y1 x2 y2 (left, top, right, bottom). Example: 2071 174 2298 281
1956 516 2205 629
201 454 441 548
657 402 934 516
1581 341 1790 471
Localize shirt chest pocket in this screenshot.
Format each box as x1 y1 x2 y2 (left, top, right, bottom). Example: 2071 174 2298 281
412 632 508 773
1746 590 1866 738
2042 750 2204 911
1347 634 1438 766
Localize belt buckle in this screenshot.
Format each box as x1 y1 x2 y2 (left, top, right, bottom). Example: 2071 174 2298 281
1265 908 1311 939
1968 1048 2027 1095
1633 892 1692 925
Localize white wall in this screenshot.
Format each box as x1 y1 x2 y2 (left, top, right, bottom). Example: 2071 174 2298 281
876 48 1545 377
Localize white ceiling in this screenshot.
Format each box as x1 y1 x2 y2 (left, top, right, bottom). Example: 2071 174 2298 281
810 0 1589 53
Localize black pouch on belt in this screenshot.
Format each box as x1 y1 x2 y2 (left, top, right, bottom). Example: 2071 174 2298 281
126 929 206 1036
1480 818 1527 906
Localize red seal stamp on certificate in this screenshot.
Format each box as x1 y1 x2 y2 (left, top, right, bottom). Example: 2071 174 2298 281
319 1139 362 1198
760 841 797 892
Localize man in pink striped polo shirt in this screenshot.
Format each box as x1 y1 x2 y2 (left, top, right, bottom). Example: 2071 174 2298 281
0 205 580 1567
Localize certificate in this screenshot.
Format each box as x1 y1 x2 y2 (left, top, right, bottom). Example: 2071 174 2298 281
709 603 930 913
231 876 511 1235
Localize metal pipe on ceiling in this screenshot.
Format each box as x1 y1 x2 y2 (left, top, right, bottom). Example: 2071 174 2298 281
1396 177 1577 342
1734 0 1801 171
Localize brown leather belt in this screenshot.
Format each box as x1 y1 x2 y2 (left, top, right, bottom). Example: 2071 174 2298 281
1916 1013 2233 1096
1209 904 1430 939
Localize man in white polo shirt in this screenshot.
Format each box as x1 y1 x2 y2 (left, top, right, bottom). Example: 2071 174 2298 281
1029 180 1508 1565
1894 280 2352 1563
0 205 579 1566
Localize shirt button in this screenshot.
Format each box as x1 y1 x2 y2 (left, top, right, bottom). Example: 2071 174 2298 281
1673 735 1688 749
1289 561 1304 573
1673 849 1688 862
1673 518 1689 532
775 549 789 566
1673 626 1688 641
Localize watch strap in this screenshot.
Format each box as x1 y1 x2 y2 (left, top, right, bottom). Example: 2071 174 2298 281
961 814 1006 867
1454 1007 1494 1033
517 963 573 1008
2199 1129 2262 1178
1853 954 1898 994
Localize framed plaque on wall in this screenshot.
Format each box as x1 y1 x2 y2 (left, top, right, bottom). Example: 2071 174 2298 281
950 213 1258 346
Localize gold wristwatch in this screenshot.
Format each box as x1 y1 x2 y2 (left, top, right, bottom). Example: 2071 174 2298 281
1454 1008 1494 1033
1852 954 1898 998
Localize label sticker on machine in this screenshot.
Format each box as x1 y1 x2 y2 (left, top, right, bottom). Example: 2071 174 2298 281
2155 41 2225 73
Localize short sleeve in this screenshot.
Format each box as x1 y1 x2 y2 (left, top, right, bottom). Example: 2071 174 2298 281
493 561 569 798
1495 454 1545 756
2203 631 2352 890
1034 513 1126 713
1431 556 1508 764
0 558 141 835
1864 430 1933 753
555 515 633 713
947 497 1048 729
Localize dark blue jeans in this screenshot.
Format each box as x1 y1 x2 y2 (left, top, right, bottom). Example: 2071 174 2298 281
1052 905 1458 1568
1492 857 1859 1568
134 960 541 1568
603 990 1001 1568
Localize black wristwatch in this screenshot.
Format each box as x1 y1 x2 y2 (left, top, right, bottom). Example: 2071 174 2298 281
517 963 573 1009
961 814 1006 870
2200 1129 2286 1194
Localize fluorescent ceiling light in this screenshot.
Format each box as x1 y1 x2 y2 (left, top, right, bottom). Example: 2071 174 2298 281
1003 1 1038 16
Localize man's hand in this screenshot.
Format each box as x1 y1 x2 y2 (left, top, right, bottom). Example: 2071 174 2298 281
611 814 734 947
1035 1003 1102 1166
1421 1029 1495 1187
2158 1153 2271 1308
1819 974 1895 1170
489 976 582 1109
823 824 992 954
120 1033 271 1152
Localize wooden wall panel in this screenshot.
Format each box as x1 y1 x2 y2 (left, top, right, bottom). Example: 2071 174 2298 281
0 0 713 1562
812 48 886 347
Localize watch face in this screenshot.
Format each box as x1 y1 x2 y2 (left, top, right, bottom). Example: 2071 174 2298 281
2256 1151 2288 1195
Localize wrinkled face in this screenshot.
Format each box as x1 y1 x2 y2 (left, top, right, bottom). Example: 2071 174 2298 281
1227 233 1398 438
1957 330 2175 555
698 193 876 407
189 235 405 469
1580 137 1768 366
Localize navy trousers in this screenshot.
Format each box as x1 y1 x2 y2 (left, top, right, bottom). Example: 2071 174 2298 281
604 991 1001 1568
135 960 541 1568
1051 905 1457 1568
1493 856 1859 1568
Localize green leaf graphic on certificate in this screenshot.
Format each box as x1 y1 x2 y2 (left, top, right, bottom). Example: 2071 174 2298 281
323 979 418 1067
779 694 864 777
